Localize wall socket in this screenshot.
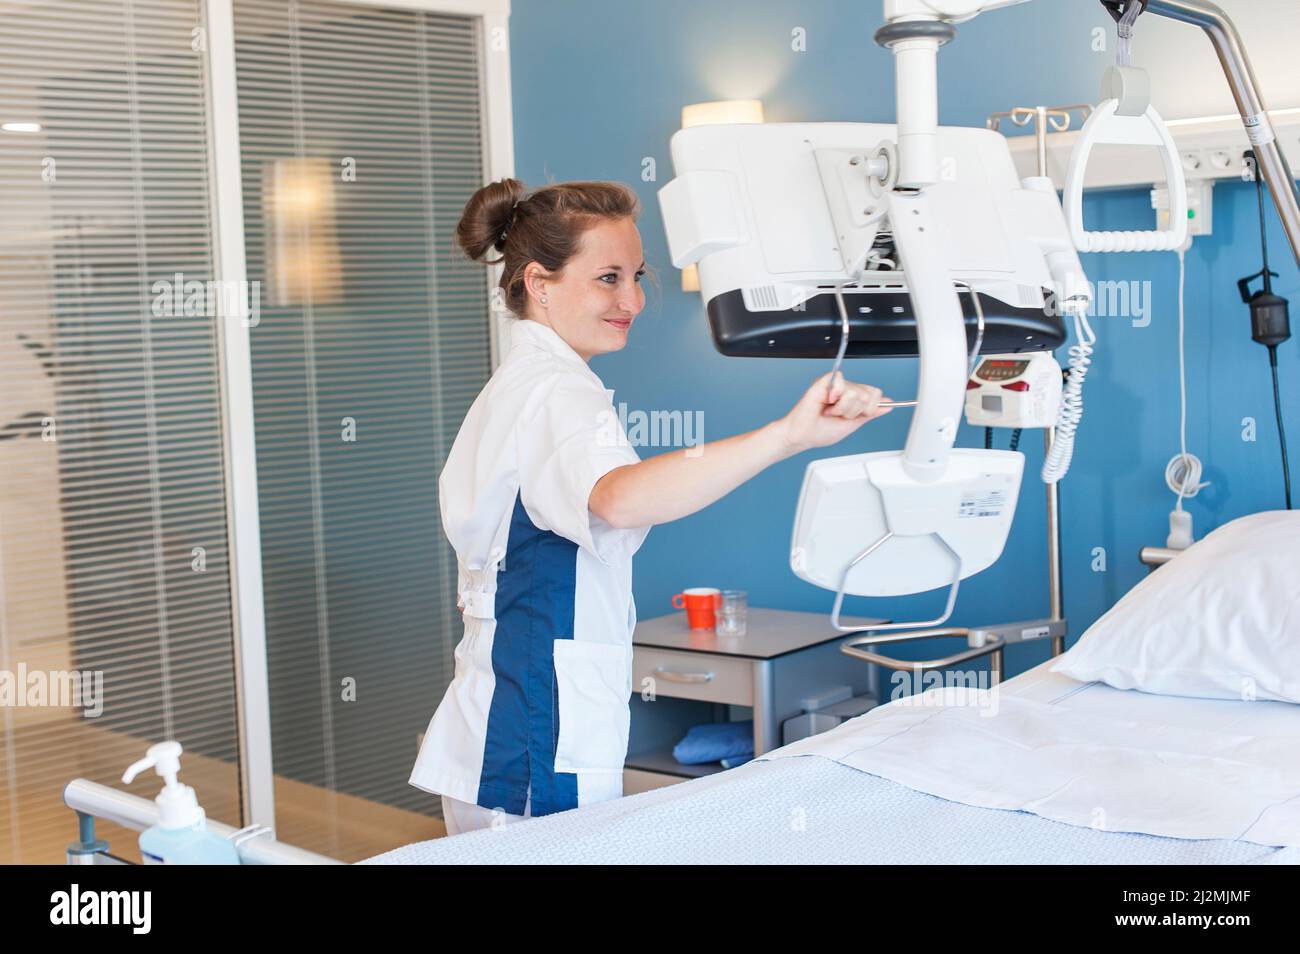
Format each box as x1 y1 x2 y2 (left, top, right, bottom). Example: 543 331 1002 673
1151 179 1215 237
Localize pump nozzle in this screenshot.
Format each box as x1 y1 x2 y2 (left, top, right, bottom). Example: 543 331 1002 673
122 740 204 829
122 740 183 787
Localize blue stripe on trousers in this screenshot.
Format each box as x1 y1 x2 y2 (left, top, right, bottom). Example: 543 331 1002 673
476 492 579 816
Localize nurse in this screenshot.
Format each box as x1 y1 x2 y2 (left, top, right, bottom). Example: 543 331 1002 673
410 177 893 836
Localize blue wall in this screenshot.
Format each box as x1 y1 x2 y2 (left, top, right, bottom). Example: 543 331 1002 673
508 0 1298 681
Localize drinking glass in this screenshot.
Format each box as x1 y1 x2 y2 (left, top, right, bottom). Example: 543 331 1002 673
715 590 748 637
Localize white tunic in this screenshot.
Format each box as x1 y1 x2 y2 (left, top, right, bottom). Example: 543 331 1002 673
409 318 650 816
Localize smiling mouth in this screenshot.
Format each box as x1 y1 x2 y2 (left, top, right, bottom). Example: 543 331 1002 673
603 318 631 330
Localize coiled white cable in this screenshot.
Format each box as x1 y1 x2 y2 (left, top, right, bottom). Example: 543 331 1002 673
1041 308 1096 484
1165 245 1208 546
1165 452 1206 501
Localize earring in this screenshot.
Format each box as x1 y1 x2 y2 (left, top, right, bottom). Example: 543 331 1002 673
540 296 548 304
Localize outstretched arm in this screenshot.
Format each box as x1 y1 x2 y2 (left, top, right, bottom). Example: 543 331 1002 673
589 372 892 529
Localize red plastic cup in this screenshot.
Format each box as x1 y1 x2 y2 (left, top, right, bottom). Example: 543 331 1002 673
672 587 722 630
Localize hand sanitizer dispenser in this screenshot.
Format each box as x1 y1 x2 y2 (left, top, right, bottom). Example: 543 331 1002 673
122 741 241 865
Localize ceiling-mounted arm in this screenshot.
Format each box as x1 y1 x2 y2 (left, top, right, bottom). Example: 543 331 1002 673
872 3 1037 477
878 1 1034 188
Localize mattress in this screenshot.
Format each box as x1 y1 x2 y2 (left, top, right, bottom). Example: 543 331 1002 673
762 661 1300 847
360 661 1300 865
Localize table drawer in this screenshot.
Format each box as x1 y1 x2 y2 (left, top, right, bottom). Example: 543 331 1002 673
622 768 684 796
632 646 753 705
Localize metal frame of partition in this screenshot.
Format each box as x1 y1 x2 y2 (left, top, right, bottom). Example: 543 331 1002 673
201 0 515 832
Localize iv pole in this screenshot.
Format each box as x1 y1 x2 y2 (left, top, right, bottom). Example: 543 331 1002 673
986 104 1093 658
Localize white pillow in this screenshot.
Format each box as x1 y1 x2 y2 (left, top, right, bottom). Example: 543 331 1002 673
1051 510 1300 703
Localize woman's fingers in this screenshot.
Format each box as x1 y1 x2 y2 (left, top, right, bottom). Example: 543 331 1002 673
820 370 845 404
823 381 885 418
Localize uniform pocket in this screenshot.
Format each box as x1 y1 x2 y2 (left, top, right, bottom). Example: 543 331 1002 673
552 639 631 774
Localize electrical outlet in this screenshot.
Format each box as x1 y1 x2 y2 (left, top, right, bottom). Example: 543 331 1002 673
1151 179 1214 237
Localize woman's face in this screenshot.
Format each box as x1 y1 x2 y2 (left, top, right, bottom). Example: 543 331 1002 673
525 217 646 361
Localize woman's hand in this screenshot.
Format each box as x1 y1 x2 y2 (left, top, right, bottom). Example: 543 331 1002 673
776 371 892 453
587 371 893 529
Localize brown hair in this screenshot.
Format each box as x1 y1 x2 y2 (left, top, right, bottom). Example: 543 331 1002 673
454 177 656 318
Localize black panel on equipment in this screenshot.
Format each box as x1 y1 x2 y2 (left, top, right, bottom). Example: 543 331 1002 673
704 288 1067 358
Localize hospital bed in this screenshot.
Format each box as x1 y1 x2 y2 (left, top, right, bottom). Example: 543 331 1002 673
64 506 1299 865
359 656 1300 865
66 630 1299 865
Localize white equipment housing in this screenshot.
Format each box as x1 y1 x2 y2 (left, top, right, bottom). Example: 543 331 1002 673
965 352 1063 429
791 449 1024 596
658 122 1090 332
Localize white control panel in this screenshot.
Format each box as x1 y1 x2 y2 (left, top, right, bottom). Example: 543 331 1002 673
964 352 1063 428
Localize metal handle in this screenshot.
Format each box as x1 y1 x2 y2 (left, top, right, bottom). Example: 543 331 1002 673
840 626 1005 673
653 668 715 684
827 279 986 411
1139 545 1180 567
1064 100 1189 252
829 530 963 634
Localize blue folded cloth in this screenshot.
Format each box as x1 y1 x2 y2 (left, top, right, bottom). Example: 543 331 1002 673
672 720 754 765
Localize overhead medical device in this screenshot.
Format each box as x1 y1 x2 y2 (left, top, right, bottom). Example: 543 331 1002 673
660 119 1090 628
660 13 1093 632
659 0 1300 643
658 123 1075 360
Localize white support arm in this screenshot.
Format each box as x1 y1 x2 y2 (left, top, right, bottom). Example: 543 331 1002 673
891 37 940 189
886 190 968 482
881 0 1034 188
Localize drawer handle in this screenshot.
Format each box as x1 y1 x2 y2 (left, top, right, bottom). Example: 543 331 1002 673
653 668 715 684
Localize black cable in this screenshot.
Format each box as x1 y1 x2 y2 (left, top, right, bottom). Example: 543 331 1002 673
1240 150 1293 509
1269 345 1293 509
1254 155 1273 296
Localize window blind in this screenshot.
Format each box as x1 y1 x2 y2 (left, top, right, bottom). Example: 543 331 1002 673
232 0 492 859
0 0 240 864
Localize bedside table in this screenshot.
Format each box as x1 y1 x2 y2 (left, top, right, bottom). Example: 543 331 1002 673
624 607 886 794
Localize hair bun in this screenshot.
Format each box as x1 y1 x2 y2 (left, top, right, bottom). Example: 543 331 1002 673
495 196 521 247
454 177 528 264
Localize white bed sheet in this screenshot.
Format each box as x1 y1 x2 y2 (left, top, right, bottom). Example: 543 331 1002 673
361 661 1300 864
757 662 1300 847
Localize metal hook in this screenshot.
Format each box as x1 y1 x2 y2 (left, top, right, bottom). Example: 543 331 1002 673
829 528 965 634
825 281 986 409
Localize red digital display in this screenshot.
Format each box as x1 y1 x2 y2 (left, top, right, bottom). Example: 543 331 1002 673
976 359 1029 382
